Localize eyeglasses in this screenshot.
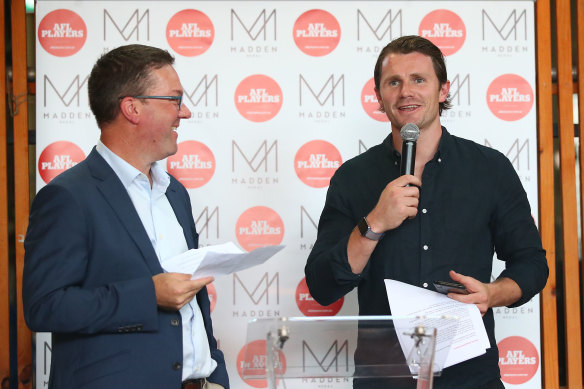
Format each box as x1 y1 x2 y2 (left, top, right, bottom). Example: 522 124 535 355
131 95 183 111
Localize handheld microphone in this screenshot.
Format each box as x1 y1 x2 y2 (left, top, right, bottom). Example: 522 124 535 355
400 123 420 176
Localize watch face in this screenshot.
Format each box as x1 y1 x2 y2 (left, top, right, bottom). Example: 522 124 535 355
358 217 384 240
358 217 369 236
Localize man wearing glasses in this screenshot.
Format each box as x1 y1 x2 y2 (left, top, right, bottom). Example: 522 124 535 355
23 44 229 389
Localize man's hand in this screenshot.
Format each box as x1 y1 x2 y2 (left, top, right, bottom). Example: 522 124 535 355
367 175 421 232
152 273 214 311
447 270 522 316
347 175 421 275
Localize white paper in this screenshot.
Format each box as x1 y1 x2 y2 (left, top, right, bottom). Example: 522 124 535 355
384 279 490 370
161 242 285 278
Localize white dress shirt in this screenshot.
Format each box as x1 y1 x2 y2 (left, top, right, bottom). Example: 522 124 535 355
96 141 217 381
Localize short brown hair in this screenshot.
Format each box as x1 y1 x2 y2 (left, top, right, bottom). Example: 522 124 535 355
88 44 175 127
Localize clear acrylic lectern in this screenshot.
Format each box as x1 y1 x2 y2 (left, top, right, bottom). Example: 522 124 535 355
241 315 459 389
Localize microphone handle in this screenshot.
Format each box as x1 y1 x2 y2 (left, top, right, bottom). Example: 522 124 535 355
400 141 416 176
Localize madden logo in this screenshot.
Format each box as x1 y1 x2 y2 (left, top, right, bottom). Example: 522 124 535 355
421 23 463 38
237 89 280 103
168 23 212 38
238 221 281 235
302 378 350 384
40 155 78 170
297 154 340 169
168 154 213 169
499 350 537 365
489 88 531 102
40 23 84 38
296 23 338 38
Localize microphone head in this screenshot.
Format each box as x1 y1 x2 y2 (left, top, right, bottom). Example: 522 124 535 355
400 123 420 142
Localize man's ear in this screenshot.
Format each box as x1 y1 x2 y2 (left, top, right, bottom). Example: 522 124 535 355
439 81 451 103
374 87 385 113
119 97 140 125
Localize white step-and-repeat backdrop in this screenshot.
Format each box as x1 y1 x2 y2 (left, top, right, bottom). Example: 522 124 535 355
35 1 541 388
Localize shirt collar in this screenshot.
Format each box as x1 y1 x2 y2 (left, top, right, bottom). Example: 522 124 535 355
150 160 171 194
95 140 170 192
435 126 451 161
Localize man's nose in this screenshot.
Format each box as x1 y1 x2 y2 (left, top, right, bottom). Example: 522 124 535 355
179 103 192 119
400 82 414 97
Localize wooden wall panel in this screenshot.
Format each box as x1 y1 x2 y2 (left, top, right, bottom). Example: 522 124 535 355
535 0 560 387
0 0 10 387
10 0 31 388
554 0 582 387
578 0 584 255
578 0 584 134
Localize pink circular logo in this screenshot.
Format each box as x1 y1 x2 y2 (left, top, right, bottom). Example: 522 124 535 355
361 78 388 122
166 9 214 57
498 336 539 385
294 140 342 188
167 141 215 189
236 206 284 251
234 75 283 122
296 277 343 316
38 9 87 57
293 9 341 56
487 74 534 121
237 340 286 388
418 10 466 56
38 141 85 183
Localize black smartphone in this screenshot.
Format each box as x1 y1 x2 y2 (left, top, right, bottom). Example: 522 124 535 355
433 280 469 295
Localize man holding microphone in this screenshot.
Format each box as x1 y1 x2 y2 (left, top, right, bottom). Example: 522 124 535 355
305 35 548 389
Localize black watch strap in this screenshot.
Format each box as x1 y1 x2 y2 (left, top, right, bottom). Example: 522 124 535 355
357 217 385 241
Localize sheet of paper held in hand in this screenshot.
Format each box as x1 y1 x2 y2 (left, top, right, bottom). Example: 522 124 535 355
162 242 285 279
384 279 490 370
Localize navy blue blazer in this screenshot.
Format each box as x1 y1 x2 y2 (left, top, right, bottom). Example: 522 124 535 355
23 148 229 389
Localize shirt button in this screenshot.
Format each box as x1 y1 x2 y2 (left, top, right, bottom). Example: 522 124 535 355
422 209 427 214
394 161 398 166
173 362 182 371
423 245 429 250
423 283 428 288
438 158 442 163
171 319 180 326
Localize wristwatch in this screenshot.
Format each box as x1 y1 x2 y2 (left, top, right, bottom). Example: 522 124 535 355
357 217 385 241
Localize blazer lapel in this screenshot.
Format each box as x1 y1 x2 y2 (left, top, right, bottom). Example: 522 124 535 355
86 148 164 275
165 181 197 250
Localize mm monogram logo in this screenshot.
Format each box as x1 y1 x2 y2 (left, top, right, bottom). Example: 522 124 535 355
482 9 527 40
302 340 350 372
300 206 318 239
358 140 370 154
195 206 219 240
484 138 530 171
299 74 345 107
357 9 402 41
103 9 150 41
449 74 471 106
233 273 279 305
231 9 276 40
232 140 278 173
43 74 88 107
185 75 219 107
